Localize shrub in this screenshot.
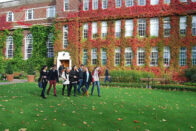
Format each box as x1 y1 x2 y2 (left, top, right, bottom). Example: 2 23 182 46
185 67 196 82
26 61 35 75
5 63 13 74
110 70 155 83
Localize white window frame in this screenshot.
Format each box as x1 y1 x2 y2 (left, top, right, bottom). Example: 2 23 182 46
6 36 13 59
83 49 88 65
116 0 122 8
101 21 107 39
25 34 33 60
125 19 133 37
138 0 146 6
64 0 69 11
83 0 89 11
163 17 171 37
92 22 98 39
126 0 134 7
150 47 158 66
192 16 196 36
192 46 196 65
101 48 107 65
6 11 14 22
115 48 121 66
180 16 187 36
26 9 34 20
163 46 170 67
91 48 97 65
47 6 56 18
47 33 54 58
151 0 159 5
83 23 88 39
125 47 133 66
63 26 69 49
150 18 159 37
192 0 196 2
179 47 187 66
102 0 108 9
115 20 121 38
92 0 98 10
138 19 146 37
137 47 145 66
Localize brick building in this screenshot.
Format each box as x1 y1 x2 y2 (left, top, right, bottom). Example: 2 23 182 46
1 0 196 76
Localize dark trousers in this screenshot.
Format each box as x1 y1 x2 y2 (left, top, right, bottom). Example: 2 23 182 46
62 84 70 95
41 79 47 97
68 82 77 96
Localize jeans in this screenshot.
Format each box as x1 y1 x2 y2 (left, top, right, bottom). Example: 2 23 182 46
41 79 47 97
84 82 90 90
91 81 100 96
104 76 111 84
62 84 70 96
68 83 77 96
78 79 83 93
47 80 56 95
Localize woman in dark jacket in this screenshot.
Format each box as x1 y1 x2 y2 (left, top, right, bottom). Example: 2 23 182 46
83 67 92 96
39 65 48 99
68 65 79 96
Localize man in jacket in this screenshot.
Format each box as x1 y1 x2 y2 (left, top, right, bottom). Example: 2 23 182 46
104 67 111 84
47 65 59 96
77 64 84 94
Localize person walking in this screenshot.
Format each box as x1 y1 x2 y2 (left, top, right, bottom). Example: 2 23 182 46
39 65 48 99
77 64 84 94
104 67 111 84
47 65 59 96
68 65 79 97
83 67 92 96
91 67 101 97
61 68 70 96
58 63 64 77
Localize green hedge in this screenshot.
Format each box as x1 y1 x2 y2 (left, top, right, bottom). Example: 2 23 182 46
110 70 155 83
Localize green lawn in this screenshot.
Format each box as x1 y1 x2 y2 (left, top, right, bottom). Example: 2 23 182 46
0 83 196 131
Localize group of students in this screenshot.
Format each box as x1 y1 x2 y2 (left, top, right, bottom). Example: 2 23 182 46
39 64 104 99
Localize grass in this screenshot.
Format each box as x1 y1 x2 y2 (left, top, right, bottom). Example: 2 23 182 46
0 83 196 131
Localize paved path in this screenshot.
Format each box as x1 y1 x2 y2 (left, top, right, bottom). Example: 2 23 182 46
0 79 27 85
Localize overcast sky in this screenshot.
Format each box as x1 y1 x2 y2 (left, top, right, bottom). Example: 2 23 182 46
0 0 14 3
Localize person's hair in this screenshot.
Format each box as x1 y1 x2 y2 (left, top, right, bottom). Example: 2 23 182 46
40 65 47 72
81 64 84 67
72 65 76 71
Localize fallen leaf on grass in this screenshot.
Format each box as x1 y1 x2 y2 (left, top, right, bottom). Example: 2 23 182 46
190 126 194 129
83 121 87 125
4 129 9 131
18 128 27 131
40 110 44 113
43 118 47 121
134 120 140 123
57 104 61 106
54 110 57 112
72 111 76 113
117 118 123 121
49 106 54 108
145 129 150 131
62 123 66 126
99 112 103 115
34 120 37 122
36 114 40 117
162 119 167 122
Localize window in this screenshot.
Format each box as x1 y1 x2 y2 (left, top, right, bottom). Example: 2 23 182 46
163 46 170 67
179 47 187 66
137 48 145 66
26 9 33 20
150 18 159 37
101 21 107 39
92 22 97 39
116 0 122 8
192 0 196 2
63 26 68 48
25 34 33 60
125 47 133 66
115 20 121 38
125 19 133 37
92 0 98 10
192 46 196 65
180 16 187 36
192 16 196 36
83 23 88 39
164 0 170 4
83 49 88 65
180 0 187 2
102 0 108 9
7 12 14 22
115 48 121 66
126 0 134 7
91 48 97 65
150 47 158 66
64 0 69 11
6 36 13 58
151 0 159 5
138 19 146 37
83 0 89 11
47 33 54 58
47 6 56 18
138 0 146 5
163 17 171 37
101 48 107 65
